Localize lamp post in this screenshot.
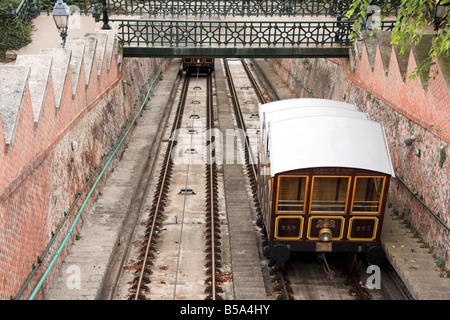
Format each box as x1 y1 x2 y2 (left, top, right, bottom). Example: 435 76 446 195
101 0 111 30
52 0 70 48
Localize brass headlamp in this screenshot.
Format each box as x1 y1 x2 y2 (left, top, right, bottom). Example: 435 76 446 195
319 227 332 242
318 219 333 242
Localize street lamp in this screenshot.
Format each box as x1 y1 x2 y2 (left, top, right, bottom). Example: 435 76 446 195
101 0 111 30
52 0 70 48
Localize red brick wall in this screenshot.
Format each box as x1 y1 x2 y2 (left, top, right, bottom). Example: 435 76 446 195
0 40 167 299
346 43 450 144
344 42 450 265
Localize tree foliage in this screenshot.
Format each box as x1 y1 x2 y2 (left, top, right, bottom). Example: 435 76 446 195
0 0 33 59
347 0 449 86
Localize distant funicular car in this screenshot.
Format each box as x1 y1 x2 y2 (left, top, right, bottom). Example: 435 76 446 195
182 57 215 74
256 98 395 267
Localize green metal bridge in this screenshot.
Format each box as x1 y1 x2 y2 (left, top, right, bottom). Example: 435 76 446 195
113 18 395 58
26 0 399 57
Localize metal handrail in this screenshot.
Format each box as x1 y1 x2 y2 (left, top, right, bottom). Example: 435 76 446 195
396 175 450 233
5 0 37 22
112 18 362 47
12 0 401 18
12 62 164 300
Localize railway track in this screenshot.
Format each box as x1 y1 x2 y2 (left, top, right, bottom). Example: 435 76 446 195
204 71 222 300
218 58 267 299
128 73 188 300
123 70 224 300
223 59 259 194
113 57 411 301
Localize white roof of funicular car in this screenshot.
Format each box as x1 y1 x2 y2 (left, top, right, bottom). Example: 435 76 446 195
259 98 395 177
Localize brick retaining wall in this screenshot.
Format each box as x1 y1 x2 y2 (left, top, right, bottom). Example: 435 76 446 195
0 30 167 299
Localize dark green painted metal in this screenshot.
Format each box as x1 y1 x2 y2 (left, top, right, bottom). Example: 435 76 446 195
114 18 396 58
113 18 358 46
32 0 401 17
107 0 350 17
29 0 401 18
122 45 351 58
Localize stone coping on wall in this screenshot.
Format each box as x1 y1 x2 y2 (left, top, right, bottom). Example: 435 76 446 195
350 30 450 145
0 28 119 193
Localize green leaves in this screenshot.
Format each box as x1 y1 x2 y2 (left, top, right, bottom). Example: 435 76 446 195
0 0 33 59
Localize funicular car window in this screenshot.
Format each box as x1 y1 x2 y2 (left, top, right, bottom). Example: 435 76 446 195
351 177 385 213
310 176 350 213
276 176 308 213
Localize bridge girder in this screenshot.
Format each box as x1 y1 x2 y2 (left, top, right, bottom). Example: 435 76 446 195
122 46 351 58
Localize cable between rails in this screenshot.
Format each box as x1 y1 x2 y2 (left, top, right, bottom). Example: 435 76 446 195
172 69 201 300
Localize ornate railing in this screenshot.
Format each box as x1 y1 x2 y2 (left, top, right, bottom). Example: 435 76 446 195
4 0 39 22
108 0 347 17
32 0 401 17
113 18 353 46
110 0 401 17
112 18 395 52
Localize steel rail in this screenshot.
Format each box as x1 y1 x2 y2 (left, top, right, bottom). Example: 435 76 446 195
350 273 370 300
241 59 266 104
223 59 257 182
132 70 219 300
205 73 217 300
383 260 414 300
277 271 292 300
133 76 190 300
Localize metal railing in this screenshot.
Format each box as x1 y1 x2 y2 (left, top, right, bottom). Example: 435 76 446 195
4 0 38 22
29 0 401 17
107 0 349 17
113 18 396 48
114 18 355 47
108 0 400 17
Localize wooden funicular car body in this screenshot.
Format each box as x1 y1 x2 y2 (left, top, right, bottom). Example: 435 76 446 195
257 98 395 265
